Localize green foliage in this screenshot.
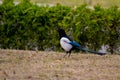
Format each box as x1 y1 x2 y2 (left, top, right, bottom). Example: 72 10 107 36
0 1 120 54
62 4 120 54
105 6 120 54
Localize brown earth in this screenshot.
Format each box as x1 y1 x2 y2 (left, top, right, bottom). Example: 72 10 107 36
0 49 120 80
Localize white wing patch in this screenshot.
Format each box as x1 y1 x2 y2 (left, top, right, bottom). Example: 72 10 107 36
60 37 73 52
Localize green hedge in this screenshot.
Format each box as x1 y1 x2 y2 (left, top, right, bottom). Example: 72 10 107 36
0 0 120 54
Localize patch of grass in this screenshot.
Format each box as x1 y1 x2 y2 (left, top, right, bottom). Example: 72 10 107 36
1 0 120 7
0 49 120 80
31 0 120 7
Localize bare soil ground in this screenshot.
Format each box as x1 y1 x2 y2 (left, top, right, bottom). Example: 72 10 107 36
0 49 120 80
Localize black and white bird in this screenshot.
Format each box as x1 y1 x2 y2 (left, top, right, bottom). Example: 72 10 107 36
57 28 106 58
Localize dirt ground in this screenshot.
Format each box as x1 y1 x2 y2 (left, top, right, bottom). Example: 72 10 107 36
0 49 120 80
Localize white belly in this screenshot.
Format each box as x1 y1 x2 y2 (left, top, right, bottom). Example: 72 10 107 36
60 37 73 52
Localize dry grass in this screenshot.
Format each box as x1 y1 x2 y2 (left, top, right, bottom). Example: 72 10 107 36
4 0 120 7
0 49 120 80
31 0 120 7
1 0 120 7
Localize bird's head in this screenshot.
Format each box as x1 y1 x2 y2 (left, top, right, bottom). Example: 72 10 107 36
56 28 67 38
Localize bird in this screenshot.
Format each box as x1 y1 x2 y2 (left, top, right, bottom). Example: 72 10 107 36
57 28 106 58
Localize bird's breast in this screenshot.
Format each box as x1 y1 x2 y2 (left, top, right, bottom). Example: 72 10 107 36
60 37 73 52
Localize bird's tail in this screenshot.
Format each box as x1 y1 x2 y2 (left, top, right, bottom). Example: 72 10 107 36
78 47 106 55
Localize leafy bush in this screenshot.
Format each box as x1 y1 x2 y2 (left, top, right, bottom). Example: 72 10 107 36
0 0 120 54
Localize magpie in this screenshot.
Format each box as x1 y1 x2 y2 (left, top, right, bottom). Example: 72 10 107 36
57 28 106 58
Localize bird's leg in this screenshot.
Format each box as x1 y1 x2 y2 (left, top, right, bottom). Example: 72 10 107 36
68 50 72 57
68 52 71 57
63 52 69 58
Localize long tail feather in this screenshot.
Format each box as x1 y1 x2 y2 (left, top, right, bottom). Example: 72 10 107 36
87 49 106 55
69 41 106 55
78 47 106 55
